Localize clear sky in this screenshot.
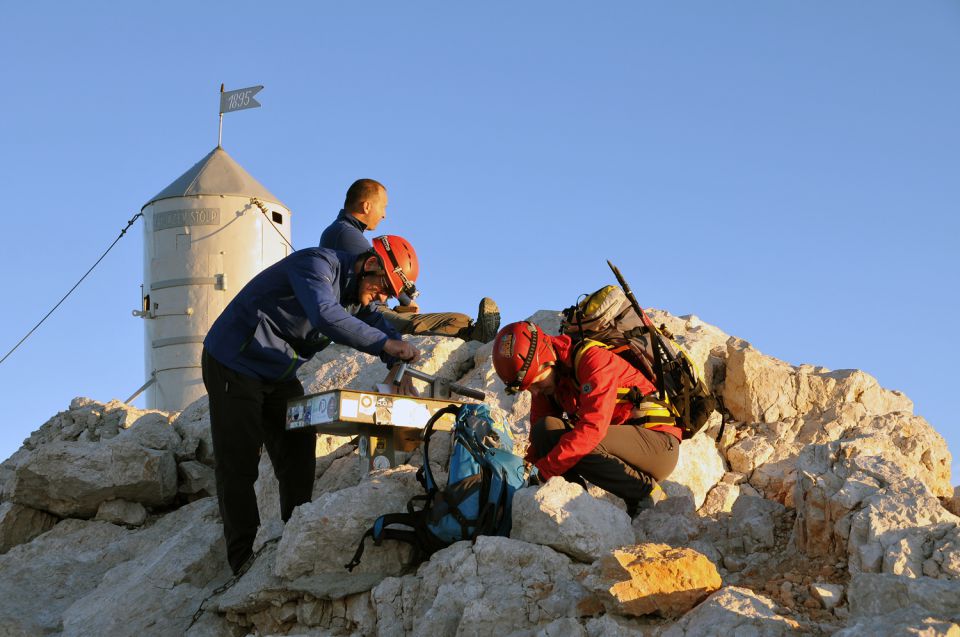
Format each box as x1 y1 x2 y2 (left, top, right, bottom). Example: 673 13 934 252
1 3 957 481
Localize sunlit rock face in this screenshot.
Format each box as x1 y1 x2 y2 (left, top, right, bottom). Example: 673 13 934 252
0 308 954 636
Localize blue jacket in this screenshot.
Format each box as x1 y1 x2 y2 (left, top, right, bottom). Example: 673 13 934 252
319 209 371 256
204 248 402 382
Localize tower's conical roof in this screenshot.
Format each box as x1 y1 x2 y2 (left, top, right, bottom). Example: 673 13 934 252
143 146 284 209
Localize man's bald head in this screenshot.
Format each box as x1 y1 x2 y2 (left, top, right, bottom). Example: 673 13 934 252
344 179 386 213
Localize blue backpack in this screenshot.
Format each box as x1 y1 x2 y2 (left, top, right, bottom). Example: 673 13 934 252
345 403 528 571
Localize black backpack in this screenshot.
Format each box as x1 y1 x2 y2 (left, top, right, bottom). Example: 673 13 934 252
561 284 718 439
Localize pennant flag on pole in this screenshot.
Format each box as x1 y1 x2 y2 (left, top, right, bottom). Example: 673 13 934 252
220 85 263 114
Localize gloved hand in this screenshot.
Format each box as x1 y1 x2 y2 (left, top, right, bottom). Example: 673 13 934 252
526 467 543 487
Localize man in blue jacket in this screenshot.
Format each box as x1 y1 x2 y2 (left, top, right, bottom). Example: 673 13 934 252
202 235 421 574
320 179 500 342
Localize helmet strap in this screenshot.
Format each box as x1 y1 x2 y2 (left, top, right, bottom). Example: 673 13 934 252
514 323 539 389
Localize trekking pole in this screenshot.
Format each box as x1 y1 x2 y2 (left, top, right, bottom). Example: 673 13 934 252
609 260 730 441
607 260 669 399
607 260 656 329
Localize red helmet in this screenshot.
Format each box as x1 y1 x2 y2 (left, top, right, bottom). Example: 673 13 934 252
492 322 557 395
371 235 420 300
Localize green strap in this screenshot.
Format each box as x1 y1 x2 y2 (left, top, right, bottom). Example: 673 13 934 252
276 350 299 381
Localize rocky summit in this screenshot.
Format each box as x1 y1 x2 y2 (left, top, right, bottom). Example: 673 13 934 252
0 309 957 636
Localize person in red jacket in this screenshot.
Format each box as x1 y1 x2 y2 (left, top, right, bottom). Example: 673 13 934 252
492 321 680 516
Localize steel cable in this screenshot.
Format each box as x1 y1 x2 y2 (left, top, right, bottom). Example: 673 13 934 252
0 212 143 366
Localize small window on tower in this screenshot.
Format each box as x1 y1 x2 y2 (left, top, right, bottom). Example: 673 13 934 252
272 211 283 224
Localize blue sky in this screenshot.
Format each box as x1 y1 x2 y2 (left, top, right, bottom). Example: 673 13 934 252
1 2 957 481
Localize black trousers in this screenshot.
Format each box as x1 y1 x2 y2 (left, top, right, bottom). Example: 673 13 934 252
530 416 679 507
201 348 316 573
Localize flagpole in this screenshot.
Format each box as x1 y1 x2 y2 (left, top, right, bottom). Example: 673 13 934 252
217 84 263 146
218 83 224 147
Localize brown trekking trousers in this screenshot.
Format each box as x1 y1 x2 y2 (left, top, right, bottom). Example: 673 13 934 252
530 416 679 509
376 306 474 339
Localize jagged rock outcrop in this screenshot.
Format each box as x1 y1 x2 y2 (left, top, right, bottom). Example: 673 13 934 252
722 345 913 425
371 537 593 636
0 501 57 553
794 446 960 579
59 498 229 636
274 466 422 582
664 430 726 509
584 543 722 618
8 436 178 517
94 498 147 526
840 572 960 635
511 478 634 562
659 586 809 636
0 307 954 636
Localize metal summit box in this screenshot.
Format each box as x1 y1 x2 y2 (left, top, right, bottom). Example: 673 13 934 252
285 389 464 473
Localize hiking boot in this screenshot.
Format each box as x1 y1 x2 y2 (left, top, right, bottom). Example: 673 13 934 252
230 550 255 577
625 484 667 519
467 298 500 343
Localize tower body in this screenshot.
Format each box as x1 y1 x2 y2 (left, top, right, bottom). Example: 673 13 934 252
139 147 291 412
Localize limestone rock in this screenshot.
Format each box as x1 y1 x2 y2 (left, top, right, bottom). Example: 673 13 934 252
810 582 844 609
0 519 141 634
94 499 147 526
0 307 956 636
847 480 960 578
584 543 721 618
664 432 726 510
0 448 31 501
253 452 283 551
834 607 960 637
315 433 356 459
172 397 215 465
660 586 805 636
371 536 592 637
60 498 231 637
9 437 178 517
726 495 786 554
511 478 634 562
794 445 960 575
179 460 217 497
253 440 364 553
633 496 701 547
726 435 776 475
944 486 960 518
183 611 239 637
214 540 380 634
699 482 740 516
724 410 951 511
20 399 169 449
584 614 650 637
722 345 912 424
274 466 422 581
847 572 960 622
0 501 57 553
219 550 378 637
836 412 952 498
296 334 480 399
314 453 363 496
119 411 181 450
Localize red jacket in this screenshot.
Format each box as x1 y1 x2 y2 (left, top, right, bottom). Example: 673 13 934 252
527 334 680 480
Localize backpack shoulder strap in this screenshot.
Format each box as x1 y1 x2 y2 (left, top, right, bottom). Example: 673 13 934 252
571 338 609 385
419 403 462 493
344 511 428 572
572 338 639 405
